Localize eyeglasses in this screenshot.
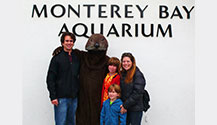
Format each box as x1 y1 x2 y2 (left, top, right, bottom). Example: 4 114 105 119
65 40 73 42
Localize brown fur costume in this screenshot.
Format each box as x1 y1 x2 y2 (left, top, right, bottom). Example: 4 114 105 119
53 34 109 125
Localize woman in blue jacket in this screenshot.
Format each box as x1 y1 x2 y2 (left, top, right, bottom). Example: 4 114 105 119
100 84 126 125
120 52 146 125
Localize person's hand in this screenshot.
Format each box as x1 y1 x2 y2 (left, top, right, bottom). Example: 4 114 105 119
52 46 63 56
120 105 127 114
51 99 58 106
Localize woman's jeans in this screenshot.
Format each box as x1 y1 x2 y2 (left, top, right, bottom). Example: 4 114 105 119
126 111 143 125
54 98 78 125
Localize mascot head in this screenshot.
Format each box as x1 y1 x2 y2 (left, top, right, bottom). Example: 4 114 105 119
85 34 108 51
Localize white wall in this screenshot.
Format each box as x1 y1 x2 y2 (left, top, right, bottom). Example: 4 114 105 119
23 0 194 125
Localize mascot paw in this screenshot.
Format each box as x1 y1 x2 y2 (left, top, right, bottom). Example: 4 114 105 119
52 46 63 56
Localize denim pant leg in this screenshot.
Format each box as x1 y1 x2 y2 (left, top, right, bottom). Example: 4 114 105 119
126 111 143 125
54 98 68 125
66 98 78 125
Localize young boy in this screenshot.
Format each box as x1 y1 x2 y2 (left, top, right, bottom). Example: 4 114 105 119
101 57 120 109
100 84 127 125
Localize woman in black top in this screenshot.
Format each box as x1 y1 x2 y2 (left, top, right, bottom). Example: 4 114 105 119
120 52 146 125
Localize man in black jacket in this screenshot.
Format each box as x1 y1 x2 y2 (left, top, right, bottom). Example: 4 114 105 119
46 32 80 125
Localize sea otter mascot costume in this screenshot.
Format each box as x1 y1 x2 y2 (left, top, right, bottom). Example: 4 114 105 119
53 34 109 125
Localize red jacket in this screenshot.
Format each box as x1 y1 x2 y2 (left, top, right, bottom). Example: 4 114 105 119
100 74 120 109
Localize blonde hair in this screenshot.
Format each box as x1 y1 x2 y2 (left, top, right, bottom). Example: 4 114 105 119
108 84 121 98
120 52 136 84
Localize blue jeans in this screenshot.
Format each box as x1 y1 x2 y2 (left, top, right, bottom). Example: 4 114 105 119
54 98 77 125
126 111 143 125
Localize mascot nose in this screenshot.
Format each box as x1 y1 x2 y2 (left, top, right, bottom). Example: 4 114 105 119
94 42 100 48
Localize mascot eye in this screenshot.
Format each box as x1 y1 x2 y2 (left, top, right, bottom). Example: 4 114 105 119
101 38 105 41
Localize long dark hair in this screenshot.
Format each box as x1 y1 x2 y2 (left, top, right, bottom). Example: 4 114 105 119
120 52 136 84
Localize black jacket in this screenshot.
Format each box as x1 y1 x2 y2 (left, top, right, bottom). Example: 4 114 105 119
120 67 146 112
46 50 80 101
